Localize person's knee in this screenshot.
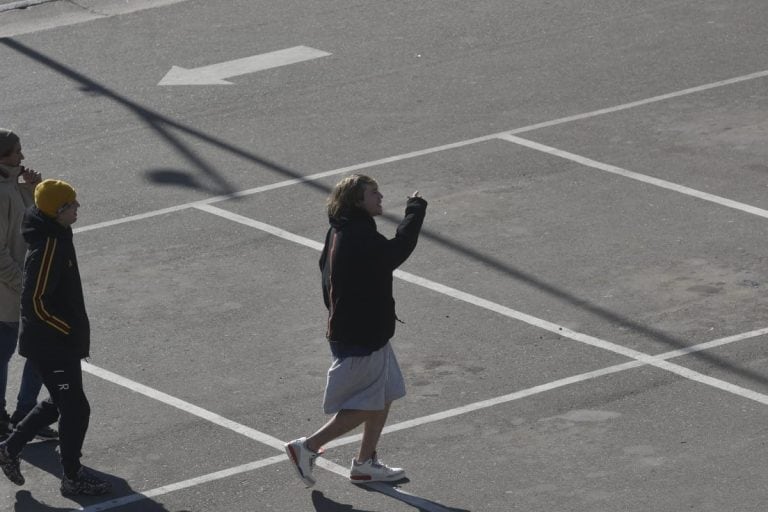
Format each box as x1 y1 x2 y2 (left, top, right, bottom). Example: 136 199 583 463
72 394 90 421
38 399 61 424
58 392 90 420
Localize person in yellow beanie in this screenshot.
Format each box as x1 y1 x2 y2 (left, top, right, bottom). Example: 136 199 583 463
0 179 111 496
0 130 57 442
33 179 78 221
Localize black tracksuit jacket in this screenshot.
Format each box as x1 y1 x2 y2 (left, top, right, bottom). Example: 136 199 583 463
18 207 90 362
320 197 427 356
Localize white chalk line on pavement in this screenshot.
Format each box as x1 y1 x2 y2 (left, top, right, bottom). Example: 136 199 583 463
498 134 768 220
81 362 285 449
197 204 768 407
504 69 768 136
73 67 768 236
71 68 768 509
78 320 768 511
78 455 287 512
80 207 768 510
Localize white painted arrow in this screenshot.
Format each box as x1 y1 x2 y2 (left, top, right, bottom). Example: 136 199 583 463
159 46 331 86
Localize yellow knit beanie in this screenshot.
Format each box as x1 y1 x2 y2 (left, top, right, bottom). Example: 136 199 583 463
34 179 77 218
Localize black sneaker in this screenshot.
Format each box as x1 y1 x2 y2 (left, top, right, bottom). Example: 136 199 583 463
60 467 111 496
0 442 24 485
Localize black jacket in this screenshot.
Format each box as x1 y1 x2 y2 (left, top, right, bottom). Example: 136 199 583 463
18 207 90 361
320 197 427 355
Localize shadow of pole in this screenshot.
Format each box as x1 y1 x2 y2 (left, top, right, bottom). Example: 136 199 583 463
3 37 767 395
0 37 327 199
381 211 768 389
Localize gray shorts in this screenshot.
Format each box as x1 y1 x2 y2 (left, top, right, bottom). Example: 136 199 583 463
322 342 406 414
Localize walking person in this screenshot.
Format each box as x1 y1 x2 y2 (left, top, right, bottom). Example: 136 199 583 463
0 179 111 496
0 129 57 441
285 174 427 487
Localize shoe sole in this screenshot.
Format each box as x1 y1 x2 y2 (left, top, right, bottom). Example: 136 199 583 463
284 443 315 487
349 471 405 484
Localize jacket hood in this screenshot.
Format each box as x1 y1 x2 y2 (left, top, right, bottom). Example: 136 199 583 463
21 206 71 245
329 207 374 229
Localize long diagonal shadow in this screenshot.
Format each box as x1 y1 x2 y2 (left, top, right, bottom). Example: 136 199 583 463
384 213 768 389
0 37 326 198
4 38 768 393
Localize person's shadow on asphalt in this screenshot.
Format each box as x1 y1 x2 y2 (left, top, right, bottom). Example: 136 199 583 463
10 440 180 512
312 490 377 512
312 483 472 512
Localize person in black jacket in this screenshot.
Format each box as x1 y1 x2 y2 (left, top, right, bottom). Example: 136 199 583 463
286 174 427 487
0 179 110 496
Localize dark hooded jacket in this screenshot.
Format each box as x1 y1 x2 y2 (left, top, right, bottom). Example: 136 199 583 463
320 197 427 356
18 206 90 361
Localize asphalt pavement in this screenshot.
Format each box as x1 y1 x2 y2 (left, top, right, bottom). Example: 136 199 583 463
2 1 768 511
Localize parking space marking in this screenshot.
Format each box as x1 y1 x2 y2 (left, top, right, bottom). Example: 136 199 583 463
68 67 768 510
78 321 768 510
74 68 768 236
498 134 768 219
83 362 286 450
79 455 287 512
73 135 499 235
507 69 768 136
196 204 768 406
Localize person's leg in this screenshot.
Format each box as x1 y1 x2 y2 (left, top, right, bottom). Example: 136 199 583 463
348 344 406 482
42 358 89 478
0 358 60 487
44 358 109 496
7 398 59 451
0 322 19 419
5 358 63 455
12 358 43 422
356 401 391 462
284 408 377 487
305 409 375 453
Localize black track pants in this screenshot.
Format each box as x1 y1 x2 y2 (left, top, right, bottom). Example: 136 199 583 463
6 357 90 478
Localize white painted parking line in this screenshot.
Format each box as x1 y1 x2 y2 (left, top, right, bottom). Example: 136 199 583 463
68 67 768 509
78 455 287 512
498 134 768 219
78 210 768 510
196 204 768 406
73 135 500 234
77 323 768 510
333 325 768 445
507 69 768 136
83 362 286 450
73 68 768 235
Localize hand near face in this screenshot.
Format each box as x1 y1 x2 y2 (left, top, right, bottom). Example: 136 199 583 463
20 166 42 185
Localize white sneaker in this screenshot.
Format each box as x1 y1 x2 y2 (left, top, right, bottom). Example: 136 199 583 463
349 452 405 483
284 437 319 487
